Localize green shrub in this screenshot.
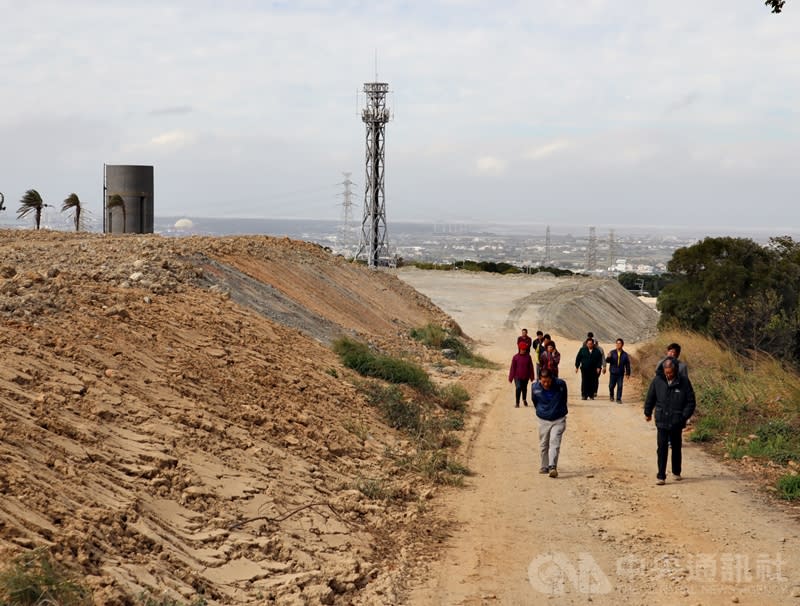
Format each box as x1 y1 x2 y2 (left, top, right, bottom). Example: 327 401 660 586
410 324 447 348
777 474 800 500
360 382 421 433
743 421 799 464
411 450 472 485
411 324 497 369
438 383 470 411
0 548 91 606
333 337 433 391
441 336 470 357
457 351 496 369
690 415 722 442
755 420 795 442
355 477 403 501
383 394 423 434
441 412 465 431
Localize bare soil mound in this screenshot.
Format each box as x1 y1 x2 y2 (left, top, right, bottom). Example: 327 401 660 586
0 230 462 605
509 276 659 344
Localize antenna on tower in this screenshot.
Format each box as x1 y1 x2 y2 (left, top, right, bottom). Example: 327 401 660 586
354 77 392 268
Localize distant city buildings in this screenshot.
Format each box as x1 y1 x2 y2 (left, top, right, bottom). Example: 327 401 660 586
132 217 765 275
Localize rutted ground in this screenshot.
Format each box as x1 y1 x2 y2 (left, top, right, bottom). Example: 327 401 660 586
397 268 800 606
0 230 466 605
4 233 799 605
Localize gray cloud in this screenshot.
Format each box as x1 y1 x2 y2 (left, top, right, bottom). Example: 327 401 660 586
1 1 799 230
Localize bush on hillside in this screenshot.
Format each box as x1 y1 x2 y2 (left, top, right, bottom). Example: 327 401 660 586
777 474 800 500
411 323 497 369
636 330 800 468
0 548 91 606
333 337 433 392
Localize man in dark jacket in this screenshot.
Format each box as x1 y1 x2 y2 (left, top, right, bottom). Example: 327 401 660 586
531 369 568 478
606 338 631 403
575 337 603 400
517 328 533 351
644 358 696 485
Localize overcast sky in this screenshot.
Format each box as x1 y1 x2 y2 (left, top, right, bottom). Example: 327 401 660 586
1 1 798 231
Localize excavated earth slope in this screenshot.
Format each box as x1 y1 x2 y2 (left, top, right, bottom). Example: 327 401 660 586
0 230 461 605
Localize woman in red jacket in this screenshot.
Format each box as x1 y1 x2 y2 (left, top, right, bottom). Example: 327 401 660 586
508 344 534 407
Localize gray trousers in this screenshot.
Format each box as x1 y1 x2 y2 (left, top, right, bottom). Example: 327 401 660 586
538 415 567 469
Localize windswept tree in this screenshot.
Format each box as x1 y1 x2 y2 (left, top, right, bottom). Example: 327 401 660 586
107 194 127 233
61 193 83 232
17 189 49 230
765 0 786 13
659 236 800 363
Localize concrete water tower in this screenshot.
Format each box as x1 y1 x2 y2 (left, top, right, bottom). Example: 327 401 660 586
103 164 154 234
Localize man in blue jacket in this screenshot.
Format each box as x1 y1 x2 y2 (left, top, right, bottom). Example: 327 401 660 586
644 358 696 485
606 338 631 403
531 369 568 478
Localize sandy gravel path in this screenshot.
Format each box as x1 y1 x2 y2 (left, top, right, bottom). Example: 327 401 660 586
397 269 800 605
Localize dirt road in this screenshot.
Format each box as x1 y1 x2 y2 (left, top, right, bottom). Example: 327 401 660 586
398 269 800 606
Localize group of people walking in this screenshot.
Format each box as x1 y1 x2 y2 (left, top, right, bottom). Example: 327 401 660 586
574 333 631 402
508 328 568 478
508 329 695 485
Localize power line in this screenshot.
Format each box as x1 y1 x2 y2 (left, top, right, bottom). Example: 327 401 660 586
586 226 597 271
338 172 356 254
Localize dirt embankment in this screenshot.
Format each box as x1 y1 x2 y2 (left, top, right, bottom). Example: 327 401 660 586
507 274 659 344
0 230 463 605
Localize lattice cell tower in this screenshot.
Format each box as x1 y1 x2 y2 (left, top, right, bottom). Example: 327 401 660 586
586 226 598 271
354 81 391 267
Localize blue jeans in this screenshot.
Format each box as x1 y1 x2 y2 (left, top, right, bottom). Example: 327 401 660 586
609 373 625 400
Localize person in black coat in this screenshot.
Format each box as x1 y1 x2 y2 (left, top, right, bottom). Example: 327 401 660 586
644 357 696 485
574 337 603 400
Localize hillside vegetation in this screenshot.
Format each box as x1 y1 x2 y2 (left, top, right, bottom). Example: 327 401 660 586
658 235 800 364
636 330 800 500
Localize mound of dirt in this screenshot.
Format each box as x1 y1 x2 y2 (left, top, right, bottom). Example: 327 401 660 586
511 276 659 344
0 230 465 605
